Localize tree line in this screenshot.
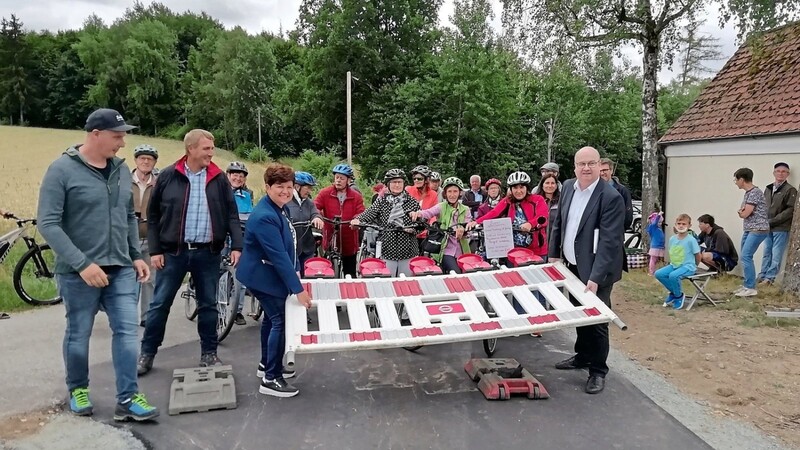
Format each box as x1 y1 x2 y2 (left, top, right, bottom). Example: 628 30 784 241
2 0 789 197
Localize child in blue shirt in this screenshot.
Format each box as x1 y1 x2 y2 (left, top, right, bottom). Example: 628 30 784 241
646 205 665 275
655 213 701 310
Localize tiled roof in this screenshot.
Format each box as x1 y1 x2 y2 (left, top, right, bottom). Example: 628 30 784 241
660 21 800 144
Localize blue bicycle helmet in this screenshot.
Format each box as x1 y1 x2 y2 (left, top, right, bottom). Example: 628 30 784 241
332 163 354 178
295 171 317 186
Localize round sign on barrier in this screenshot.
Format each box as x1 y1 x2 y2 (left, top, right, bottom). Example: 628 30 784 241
438 305 453 314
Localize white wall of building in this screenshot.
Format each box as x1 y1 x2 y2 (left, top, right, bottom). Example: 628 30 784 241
664 134 800 279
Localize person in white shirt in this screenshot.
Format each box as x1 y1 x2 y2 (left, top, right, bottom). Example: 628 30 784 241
547 146 625 395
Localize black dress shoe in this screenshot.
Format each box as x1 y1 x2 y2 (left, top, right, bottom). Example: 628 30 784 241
585 375 605 394
554 355 590 370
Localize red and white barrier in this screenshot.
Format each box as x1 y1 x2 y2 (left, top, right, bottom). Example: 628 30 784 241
283 262 626 368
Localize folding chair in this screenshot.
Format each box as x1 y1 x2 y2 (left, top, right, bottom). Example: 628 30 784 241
685 271 718 310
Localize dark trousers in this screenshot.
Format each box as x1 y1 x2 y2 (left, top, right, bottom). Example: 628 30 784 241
566 263 612 378
341 254 357 278
441 255 462 274
141 248 221 356
251 289 285 380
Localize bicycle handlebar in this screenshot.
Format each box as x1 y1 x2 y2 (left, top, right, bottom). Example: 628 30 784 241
321 216 352 226
2 214 36 226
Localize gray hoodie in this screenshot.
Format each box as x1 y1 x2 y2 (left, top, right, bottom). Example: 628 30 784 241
37 146 141 274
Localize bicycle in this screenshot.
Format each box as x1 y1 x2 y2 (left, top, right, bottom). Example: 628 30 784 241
1 214 60 306
182 254 239 342
320 216 352 279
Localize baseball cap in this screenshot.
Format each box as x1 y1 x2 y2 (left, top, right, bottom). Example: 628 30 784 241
540 162 560 172
84 108 137 132
774 162 790 170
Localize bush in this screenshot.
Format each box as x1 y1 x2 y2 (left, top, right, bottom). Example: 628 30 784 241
295 149 341 184
157 123 193 141
247 146 270 163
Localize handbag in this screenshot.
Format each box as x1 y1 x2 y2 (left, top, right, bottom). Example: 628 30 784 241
422 226 448 254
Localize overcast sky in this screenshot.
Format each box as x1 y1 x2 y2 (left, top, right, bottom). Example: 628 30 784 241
0 0 740 84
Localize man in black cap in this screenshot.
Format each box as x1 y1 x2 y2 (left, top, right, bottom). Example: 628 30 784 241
37 108 159 421
758 162 797 285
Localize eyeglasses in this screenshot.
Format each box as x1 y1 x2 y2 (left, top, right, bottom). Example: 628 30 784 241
413 177 425 181
575 161 599 168
599 169 611 173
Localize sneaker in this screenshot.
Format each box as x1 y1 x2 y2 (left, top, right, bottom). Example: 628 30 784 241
662 293 675 308
68 387 93 416
114 393 159 422
733 286 745 294
259 377 299 398
672 294 685 310
234 313 247 326
735 288 758 297
137 354 154 376
199 353 223 367
758 279 773 286
257 363 295 379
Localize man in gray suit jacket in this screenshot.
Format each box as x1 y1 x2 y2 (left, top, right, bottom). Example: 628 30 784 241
548 146 625 394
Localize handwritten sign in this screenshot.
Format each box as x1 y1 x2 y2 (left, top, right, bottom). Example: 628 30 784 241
483 218 514 259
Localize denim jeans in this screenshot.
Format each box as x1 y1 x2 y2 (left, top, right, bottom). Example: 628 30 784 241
141 249 221 356
654 265 695 297
758 230 789 282
253 290 286 380
57 267 139 403
740 231 769 289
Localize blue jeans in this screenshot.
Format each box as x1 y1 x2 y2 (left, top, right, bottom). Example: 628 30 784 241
252 290 285 380
57 267 139 403
758 230 789 282
741 231 769 289
141 249 221 356
655 265 695 297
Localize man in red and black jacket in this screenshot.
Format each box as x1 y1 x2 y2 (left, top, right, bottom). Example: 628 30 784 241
138 129 243 375
314 164 365 278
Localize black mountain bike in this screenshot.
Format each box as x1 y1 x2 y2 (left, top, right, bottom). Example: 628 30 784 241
1 214 60 306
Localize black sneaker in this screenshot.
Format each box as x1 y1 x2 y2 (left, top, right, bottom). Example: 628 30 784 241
234 313 247 326
256 363 295 379
137 354 154 376
259 377 299 398
199 353 223 367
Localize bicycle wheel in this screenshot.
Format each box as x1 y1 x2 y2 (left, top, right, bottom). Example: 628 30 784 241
332 256 341 279
13 244 61 306
183 277 198 320
397 304 423 352
216 267 239 342
483 338 497 357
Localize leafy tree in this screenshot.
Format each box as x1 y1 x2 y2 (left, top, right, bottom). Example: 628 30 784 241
0 15 31 124
502 0 800 244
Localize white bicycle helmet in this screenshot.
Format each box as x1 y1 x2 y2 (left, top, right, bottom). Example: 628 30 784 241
410 165 431 178
384 168 406 182
507 171 531 187
133 144 158 160
429 171 442 181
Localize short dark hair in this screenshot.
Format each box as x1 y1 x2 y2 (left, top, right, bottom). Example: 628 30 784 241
264 162 294 186
697 214 715 226
599 158 615 171
734 168 753 182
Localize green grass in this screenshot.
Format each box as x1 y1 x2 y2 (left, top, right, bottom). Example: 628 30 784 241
0 245 39 312
620 268 800 328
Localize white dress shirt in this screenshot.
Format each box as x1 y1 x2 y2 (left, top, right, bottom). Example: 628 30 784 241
563 178 600 265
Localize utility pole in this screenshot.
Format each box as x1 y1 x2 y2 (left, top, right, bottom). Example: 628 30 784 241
346 71 353 166
257 107 262 150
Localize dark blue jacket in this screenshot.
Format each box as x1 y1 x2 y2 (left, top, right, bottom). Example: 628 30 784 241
236 196 303 298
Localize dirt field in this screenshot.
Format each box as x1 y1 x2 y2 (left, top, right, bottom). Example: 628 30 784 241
615 271 800 448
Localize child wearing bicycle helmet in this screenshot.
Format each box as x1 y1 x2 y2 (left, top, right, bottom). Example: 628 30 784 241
409 177 473 274
352 169 420 276
468 171 549 258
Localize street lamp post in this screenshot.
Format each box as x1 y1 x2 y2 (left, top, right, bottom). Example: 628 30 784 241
346 71 352 166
